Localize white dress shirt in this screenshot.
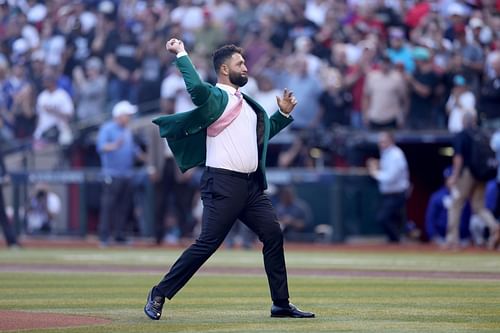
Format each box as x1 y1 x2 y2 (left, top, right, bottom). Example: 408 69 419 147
447 91 476 133
205 83 258 173
375 145 410 194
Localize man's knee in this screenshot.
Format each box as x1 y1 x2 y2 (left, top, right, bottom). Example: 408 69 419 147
261 223 283 245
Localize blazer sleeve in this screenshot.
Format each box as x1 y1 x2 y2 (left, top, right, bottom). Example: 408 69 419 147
268 111 293 140
176 55 212 106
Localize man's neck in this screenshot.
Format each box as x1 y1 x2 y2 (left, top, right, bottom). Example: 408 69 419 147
217 77 239 90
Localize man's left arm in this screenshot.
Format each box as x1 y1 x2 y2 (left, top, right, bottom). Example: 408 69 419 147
269 111 293 139
269 89 297 139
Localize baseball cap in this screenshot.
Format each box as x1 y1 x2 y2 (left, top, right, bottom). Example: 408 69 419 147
453 74 466 86
448 3 467 17
412 47 430 61
469 17 483 29
98 0 115 14
112 101 137 118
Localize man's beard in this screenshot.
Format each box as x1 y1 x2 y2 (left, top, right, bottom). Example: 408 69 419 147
229 71 248 87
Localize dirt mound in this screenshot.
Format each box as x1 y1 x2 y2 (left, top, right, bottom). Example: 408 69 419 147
0 310 110 331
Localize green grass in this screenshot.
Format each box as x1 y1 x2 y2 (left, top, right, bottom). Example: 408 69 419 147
1 248 500 272
1 248 500 332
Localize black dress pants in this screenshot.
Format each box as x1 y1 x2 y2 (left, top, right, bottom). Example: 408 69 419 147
157 167 290 303
99 176 134 243
376 192 407 243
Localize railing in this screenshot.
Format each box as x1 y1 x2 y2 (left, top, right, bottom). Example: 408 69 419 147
8 168 154 237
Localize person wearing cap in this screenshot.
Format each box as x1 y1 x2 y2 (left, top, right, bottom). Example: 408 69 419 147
444 3 468 41
96 100 142 246
405 46 439 130
446 74 476 133
425 166 471 245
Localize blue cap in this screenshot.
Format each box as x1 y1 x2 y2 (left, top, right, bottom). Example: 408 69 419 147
412 47 430 61
453 75 466 86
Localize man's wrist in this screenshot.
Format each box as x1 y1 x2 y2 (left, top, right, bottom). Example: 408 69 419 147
279 110 290 118
176 51 188 58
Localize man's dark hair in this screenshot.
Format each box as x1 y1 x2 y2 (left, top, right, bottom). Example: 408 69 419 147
213 44 244 73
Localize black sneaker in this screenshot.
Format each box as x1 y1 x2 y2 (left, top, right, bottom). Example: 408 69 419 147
144 286 165 320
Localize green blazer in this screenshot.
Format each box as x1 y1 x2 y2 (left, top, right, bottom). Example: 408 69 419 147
152 55 293 189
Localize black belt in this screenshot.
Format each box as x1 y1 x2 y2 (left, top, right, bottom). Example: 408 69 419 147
205 166 256 179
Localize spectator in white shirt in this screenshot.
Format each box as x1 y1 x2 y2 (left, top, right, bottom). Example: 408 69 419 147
367 131 410 243
446 74 476 133
160 68 196 115
33 73 74 146
252 74 282 117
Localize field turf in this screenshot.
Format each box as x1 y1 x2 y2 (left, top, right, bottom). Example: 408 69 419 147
1 246 499 332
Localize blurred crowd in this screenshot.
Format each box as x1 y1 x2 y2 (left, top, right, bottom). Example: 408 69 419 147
0 0 499 145
1 0 500 247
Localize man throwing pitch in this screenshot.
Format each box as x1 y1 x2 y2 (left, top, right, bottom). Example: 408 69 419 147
144 38 315 320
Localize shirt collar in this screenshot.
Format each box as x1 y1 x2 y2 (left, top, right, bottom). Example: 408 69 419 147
216 83 239 96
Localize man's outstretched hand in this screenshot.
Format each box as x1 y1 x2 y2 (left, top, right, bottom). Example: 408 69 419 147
276 88 298 115
166 38 186 55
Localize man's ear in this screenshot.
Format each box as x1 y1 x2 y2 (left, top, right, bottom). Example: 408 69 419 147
220 63 229 76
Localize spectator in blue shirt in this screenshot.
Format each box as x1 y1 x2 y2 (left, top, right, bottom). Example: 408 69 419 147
387 27 415 74
96 100 142 246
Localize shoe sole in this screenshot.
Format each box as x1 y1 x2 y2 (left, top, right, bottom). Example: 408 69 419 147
270 314 315 318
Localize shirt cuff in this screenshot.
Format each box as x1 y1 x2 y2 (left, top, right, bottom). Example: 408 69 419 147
279 110 290 118
176 51 188 58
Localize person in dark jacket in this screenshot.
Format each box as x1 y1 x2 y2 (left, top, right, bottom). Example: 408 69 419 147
0 148 19 248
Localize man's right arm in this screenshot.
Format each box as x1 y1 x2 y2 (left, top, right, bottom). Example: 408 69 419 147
175 55 211 106
167 38 210 106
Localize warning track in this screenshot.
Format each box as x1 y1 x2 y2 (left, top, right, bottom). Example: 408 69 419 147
1 262 499 280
